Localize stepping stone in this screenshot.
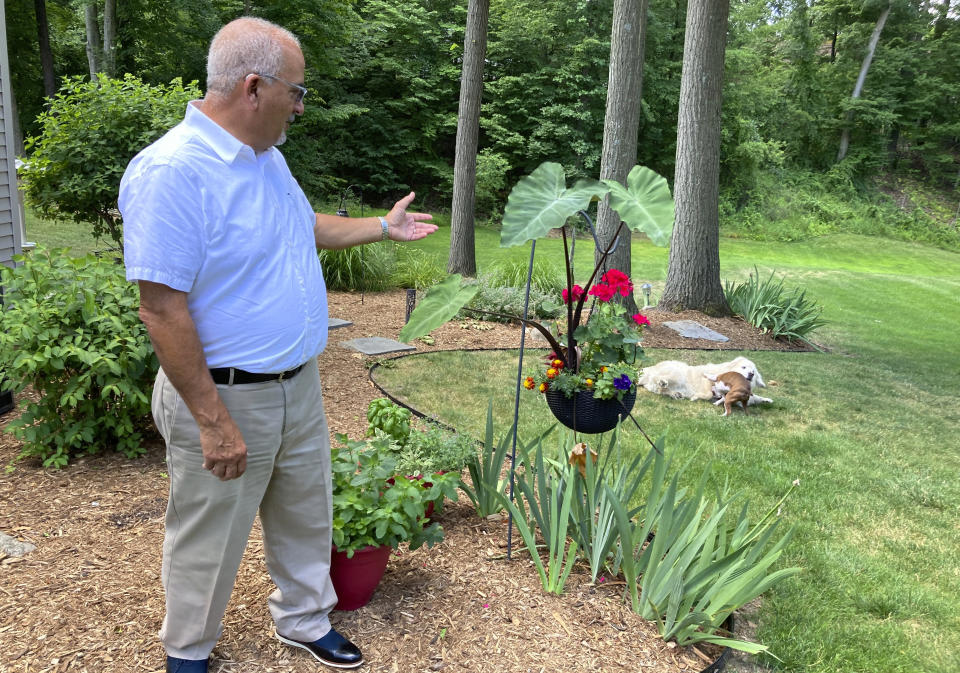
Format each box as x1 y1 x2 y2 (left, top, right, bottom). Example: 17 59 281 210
339 336 416 355
662 320 729 342
0 532 36 557
329 318 353 330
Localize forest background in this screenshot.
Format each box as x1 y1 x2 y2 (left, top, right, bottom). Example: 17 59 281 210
6 0 960 252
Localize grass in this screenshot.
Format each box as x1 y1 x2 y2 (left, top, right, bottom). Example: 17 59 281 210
371 233 960 673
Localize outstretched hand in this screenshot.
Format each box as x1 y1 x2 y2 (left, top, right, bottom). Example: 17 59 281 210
386 192 437 242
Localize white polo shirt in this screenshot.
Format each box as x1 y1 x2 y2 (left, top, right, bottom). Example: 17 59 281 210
120 101 328 372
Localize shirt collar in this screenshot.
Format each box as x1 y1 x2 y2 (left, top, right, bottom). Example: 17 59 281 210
184 100 271 164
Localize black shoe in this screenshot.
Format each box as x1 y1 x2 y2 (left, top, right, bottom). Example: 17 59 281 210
166 656 209 673
277 628 364 669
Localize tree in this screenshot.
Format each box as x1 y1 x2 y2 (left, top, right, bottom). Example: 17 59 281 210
84 2 100 77
593 0 649 314
836 0 892 162
35 0 56 97
448 0 490 276
658 0 731 315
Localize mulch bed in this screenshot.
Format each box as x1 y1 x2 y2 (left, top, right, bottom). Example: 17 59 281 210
0 289 802 672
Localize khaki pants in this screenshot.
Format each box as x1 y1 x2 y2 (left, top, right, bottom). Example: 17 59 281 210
152 361 337 660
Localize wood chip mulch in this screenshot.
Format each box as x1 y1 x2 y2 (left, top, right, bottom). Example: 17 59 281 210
0 289 801 672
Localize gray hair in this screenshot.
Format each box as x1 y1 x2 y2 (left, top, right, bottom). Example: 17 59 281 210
206 17 301 96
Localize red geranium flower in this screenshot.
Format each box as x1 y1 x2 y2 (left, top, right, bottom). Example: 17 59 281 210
632 313 650 327
561 284 586 304
588 283 616 302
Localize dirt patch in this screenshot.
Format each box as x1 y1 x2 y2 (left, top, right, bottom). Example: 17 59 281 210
0 289 796 672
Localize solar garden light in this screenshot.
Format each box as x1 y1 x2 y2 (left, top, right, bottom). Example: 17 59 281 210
641 282 653 308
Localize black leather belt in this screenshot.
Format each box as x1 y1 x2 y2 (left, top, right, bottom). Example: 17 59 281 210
209 363 305 385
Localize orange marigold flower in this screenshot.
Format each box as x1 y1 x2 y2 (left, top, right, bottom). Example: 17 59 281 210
523 377 535 390
601 366 608 373
546 368 558 379
539 382 548 393
585 379 594 387
552 359 564 368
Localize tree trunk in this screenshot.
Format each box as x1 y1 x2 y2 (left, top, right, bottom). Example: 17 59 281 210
934 0 951 39
837 3 891 163
658 0 731 316
593 0 649 314
84 2 101 78
447 0 490 277
102 0 117 77
35 0 56 97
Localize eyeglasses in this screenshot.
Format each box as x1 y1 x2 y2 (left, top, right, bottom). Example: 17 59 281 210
254 72 308 103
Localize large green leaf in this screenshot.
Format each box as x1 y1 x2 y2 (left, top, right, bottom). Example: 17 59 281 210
398 275 478 343
602 165 675 247
500 162 607 248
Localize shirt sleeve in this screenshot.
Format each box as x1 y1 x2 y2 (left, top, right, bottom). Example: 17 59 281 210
119 158 205 292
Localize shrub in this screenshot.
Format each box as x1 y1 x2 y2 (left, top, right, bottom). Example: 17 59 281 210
484 259 564 296
19 74 200 248
724 267 827 345
461 276 563 323
318 241 395 291
396 422 477 476
392 248 446 290
0 249 158 467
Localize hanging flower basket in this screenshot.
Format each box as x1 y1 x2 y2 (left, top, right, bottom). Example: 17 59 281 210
545 388 636 434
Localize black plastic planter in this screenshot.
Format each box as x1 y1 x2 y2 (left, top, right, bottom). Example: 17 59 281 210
545 388 637 434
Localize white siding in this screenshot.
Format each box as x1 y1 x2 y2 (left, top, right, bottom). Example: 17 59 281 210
0 1 24 270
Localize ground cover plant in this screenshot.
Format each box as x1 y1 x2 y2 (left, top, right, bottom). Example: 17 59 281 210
372 234 960 673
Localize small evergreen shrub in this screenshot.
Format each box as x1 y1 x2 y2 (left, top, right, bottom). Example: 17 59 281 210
0 249 158 467
318 241 395 291
724 267 827 344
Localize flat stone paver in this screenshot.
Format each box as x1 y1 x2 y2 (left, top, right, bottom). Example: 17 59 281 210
1 532 36 557
662 320 729 342
339 336 416 355
328 318 353 329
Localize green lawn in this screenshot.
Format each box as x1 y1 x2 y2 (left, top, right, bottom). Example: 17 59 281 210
372 232 960 673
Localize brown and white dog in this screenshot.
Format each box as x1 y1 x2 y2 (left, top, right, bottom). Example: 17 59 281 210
706 371 753 416
638 356 773 406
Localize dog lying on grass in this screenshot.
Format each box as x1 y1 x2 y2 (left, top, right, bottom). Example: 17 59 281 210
637 356 773 406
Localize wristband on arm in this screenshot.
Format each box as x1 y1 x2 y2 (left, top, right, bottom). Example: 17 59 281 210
378 216 389 241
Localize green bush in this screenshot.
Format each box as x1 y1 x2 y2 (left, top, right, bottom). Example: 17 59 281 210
0 249 158 467
396 422 477 476
724 267 827 345
461 275 563 324
20 74 200 248
318 241 395 291
485 259 564 296
392 248 446 290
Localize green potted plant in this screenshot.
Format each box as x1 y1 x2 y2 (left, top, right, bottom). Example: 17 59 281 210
330 433 459 610
399 162 675 433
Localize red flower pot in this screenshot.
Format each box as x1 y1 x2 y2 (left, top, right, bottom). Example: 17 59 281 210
330 544 392 610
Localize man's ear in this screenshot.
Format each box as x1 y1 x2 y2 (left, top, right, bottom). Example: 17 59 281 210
240 73 261 109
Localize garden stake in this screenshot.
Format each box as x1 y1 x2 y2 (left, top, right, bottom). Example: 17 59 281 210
505 240 537 561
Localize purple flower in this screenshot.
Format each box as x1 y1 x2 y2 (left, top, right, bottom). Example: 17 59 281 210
614 374 632 391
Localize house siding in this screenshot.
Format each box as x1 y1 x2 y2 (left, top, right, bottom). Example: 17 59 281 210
0 1 24 270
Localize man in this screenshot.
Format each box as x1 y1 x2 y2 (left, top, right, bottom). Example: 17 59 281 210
119 17 437 673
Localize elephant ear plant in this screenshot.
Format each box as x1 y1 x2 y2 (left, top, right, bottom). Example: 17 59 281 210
399 162 674 384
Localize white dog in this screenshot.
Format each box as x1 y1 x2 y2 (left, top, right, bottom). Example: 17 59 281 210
638 356 773 405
